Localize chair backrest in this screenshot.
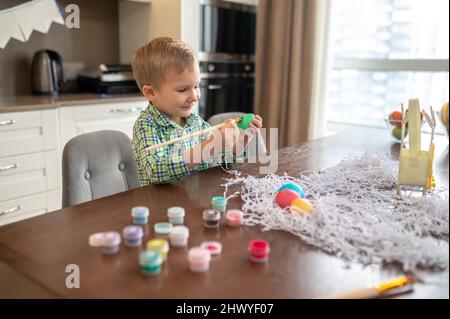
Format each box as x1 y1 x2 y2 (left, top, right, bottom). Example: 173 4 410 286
62 130 139 208
207 112 267 157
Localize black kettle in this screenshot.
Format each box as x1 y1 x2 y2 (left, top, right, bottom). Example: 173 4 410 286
31 50 64 95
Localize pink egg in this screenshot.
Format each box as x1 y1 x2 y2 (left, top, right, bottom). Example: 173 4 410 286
275 189 300 208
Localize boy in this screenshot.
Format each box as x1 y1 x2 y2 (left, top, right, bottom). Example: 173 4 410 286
131 37 262 185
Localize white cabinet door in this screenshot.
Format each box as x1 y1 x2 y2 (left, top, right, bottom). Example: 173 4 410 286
59 101 146 147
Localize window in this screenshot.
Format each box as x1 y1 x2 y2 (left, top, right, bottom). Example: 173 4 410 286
326 0 449 134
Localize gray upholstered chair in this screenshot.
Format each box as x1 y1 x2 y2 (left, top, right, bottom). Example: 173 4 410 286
62 130 139 208
207 112 267 157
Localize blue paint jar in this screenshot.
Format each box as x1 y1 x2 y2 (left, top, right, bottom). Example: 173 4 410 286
131 206 149 224
211 196 227 213
278 183 305 198
139 250 163 276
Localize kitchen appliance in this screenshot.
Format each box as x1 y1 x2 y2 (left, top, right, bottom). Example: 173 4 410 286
199 0 256 61
199 61 254 119
197 0 256 119
31 49 64 95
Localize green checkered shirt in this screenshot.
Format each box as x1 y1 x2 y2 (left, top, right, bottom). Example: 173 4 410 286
132 103 246 185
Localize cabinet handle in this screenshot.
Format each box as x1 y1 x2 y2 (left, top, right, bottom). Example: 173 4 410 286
110 107 143 113
0 205 23 216
208 84 223 90
0 119 16 126
0 163 19 172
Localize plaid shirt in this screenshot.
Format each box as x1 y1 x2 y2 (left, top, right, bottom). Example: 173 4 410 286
132 103 246 185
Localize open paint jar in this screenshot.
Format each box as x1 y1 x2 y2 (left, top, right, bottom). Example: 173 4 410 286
202 209 221 229
147 239 170 261
226 209 244 227
169 225 189 248
139 250 163 276
200 241 222 256
131 206 150 224
248 239 270 263
167 207 185 225
187 247 211 273
122 225 144 247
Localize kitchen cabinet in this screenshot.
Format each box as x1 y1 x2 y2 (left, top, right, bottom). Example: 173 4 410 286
0 109 60 226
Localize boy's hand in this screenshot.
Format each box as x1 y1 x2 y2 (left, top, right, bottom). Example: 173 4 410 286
247 114 263 135
219 118 240 150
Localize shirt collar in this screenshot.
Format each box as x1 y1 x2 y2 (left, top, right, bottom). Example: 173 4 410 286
147 102 198 129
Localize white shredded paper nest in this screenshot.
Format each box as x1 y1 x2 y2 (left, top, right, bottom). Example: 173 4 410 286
222 151 449 271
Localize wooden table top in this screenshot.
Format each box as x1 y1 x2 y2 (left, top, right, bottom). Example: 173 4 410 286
0 127 448 298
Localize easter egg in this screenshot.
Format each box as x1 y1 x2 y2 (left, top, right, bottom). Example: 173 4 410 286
275 189 299 209
238 113 256 129
441 102 449 129
278 183 305 198
392 126 408 140
388 111 403 127
290 198 314 217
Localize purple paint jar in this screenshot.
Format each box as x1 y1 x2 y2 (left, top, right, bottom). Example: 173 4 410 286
122 225 144 247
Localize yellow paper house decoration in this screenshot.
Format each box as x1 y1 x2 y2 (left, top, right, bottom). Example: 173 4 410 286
397 99 436 195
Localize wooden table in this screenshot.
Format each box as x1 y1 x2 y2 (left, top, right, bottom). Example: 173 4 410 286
0 128 448 298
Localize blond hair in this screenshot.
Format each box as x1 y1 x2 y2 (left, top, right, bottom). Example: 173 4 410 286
132 37 197 91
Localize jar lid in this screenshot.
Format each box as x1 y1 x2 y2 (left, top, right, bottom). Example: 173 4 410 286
202 209 220 221
167 207 185 218
188 247 211 263
89 231 121 247
169 225 189 239
139 250 163 266
122 225 143 239
200 241 222 256
131 206 149 217
147 239 169 253
154 222 172 235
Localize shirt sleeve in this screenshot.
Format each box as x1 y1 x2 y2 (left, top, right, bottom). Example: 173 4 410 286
133 120 190 184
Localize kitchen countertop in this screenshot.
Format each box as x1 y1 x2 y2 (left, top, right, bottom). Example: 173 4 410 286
0 93 147 113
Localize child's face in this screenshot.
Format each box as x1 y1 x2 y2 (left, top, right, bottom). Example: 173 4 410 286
145 63 201 124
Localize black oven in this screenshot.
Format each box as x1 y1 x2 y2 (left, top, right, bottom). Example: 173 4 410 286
199 0 256 60
199 61 254 120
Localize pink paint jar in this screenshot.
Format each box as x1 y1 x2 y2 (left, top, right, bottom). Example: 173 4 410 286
248 239 270 263
187 247 211 273
226 209 244 227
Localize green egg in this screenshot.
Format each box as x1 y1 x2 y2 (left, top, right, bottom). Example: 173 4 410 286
237 113 256 129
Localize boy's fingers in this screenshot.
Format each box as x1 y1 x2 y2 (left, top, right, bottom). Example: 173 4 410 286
248 123 259 135
251 118 262 128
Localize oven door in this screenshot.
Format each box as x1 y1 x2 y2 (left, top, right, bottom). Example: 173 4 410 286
199 75 254 120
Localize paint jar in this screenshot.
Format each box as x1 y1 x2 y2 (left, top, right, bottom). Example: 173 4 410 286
169 225 189 248
248 239 270 263
211 196 227 213
202 209 221 229
131 206 150 224
147 239 170 261
167 207 185 225
188 247 211 273
226 209 244 227
200 241 222 256
88 231 121 255
139 250 163 276
122 225 144 247
154 222 172 235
